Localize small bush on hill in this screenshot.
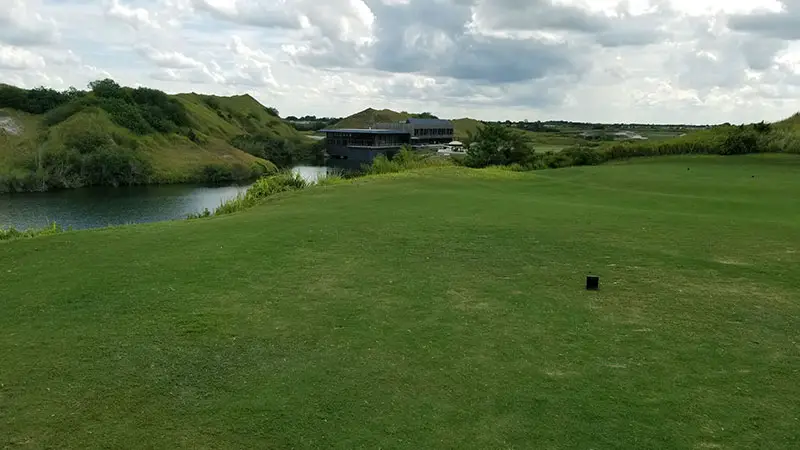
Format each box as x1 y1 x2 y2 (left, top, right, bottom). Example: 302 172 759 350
0 85 74 114
465 123 536 168
231 134 325 168
63 128 115 154
720 127 759 155
42 98 94 126
196 162 271 184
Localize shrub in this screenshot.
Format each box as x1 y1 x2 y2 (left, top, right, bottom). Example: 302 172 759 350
63 128 115 154
561 146 606 166
0 85 72 114
95 97 154 135
198 164 236 184
231 134 323 168
42 97 94 126
720 128 760 155
465 124 536 168
196 161 270 184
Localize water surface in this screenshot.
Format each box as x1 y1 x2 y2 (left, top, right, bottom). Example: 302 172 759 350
0 184 251 231
0 165 341 231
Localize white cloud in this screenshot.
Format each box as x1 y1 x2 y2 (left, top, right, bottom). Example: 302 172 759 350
0 0 798 124
0 0 59 46
0 45 46 70
136 45 204 69
106 0 161 29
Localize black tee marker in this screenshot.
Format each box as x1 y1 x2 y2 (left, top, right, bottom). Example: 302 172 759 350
586 275 600 291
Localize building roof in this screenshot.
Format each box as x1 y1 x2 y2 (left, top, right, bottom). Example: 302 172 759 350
320 128 410 135
406 118 453 127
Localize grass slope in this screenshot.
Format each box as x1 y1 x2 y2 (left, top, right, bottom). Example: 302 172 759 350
2 155 800 448
452 117 484 140
331 108 411 129
0 93 307 186
775 112 800 130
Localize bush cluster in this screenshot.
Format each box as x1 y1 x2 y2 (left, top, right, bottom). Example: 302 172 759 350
0 125 154 193
196 162 273 184
231 134 326 168
0 85 81 114
4 80 192 135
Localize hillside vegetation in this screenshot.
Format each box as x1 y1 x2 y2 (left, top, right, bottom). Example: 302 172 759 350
2 156 798 448
0 80 315 193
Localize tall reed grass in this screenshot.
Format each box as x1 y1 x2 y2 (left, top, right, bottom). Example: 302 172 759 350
0 222 65 241
364 148 453 175
199 172 308 217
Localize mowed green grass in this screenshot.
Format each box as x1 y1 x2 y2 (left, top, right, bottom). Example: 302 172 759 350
2 155 799 449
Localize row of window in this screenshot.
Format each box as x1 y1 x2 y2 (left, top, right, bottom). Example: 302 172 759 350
327 137 408 147
413 128 454 136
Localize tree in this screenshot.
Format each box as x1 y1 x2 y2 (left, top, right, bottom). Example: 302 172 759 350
88 79 126 99
412 112 439 119
465 123 535 168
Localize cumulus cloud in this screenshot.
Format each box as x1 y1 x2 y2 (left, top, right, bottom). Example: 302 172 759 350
105 0 161 29
0 0 59 46
192 0 303 29
0 45 46 70
1 0 799 124
728 0 800 40
142 37 280 90
136 46 204 69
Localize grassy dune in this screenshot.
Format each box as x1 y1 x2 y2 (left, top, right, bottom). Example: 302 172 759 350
0 91 307 190
2 155 799 448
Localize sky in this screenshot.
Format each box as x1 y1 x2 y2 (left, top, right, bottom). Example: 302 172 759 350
1 0 800 124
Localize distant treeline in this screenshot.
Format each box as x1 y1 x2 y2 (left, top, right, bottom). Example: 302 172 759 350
284 115 341 131
460 121 798 170
497 119 711 130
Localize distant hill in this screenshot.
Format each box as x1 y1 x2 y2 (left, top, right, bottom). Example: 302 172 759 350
332 108 484 140
331 108 411 129
452 118 484 140
775 112 800 130
0 81 314 192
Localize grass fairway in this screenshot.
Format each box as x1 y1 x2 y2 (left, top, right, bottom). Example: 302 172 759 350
2 155 799 449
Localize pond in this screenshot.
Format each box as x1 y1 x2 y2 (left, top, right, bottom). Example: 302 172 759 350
0 165 336 231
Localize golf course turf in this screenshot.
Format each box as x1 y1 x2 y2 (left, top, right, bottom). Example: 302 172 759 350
2 155 799 448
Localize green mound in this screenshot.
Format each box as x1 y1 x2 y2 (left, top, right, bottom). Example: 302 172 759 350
452 117 484 140
331 108 412 129
333 109 482 139
0 81 313 192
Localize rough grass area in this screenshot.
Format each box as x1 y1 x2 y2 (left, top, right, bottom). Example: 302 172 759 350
1 155 799 449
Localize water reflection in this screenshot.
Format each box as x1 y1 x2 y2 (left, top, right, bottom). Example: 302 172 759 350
1 162 362 231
